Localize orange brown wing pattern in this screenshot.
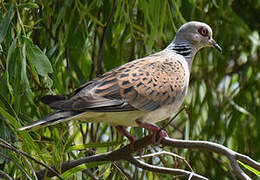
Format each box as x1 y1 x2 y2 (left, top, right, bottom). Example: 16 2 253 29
43 53 187 112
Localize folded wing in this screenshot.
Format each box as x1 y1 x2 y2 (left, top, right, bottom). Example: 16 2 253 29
42 52 186 113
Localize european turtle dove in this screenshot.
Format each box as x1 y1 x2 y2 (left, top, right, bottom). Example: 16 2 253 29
19 21 222 144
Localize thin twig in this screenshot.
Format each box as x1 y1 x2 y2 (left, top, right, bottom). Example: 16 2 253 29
135 151 193 172
127 156 208 180
235 153 260 172
112 162 133 180
0 138 63 180
82 169 98 180
97 0 117 76
89 25 98 80
0 170 13 180
0 151 32 180
160 106 186 132
0 139 38 180
162 138 256 180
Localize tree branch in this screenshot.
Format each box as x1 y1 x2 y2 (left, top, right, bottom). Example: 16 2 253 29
126 155 208 180
0 170 13 180
162 138 259 180
35 135 260 180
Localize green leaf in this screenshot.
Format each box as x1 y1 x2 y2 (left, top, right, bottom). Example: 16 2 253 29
18 2 39 9
5 38 17 102
134 127 143 139
61 164 87 179
0 6 13 44
66 141 122 152
21 43 33 103
0 94 17 118
23 37 53 76
61 162 109 179
229 100 255 120
0 107 20 129
238 161 260 177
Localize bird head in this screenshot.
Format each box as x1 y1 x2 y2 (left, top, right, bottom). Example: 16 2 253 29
174 21 222 53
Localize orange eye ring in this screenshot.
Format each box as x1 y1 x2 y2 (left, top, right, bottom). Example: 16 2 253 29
198 27 208 37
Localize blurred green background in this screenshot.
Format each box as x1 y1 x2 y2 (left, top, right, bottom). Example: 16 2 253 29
0 0 259 179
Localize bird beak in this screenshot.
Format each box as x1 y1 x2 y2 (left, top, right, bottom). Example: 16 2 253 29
209 39 222 53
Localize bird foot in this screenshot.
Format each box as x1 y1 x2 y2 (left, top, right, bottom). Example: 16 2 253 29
135 120 168 144
116 126 137 150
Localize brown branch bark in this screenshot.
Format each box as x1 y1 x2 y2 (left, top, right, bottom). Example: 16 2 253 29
162 138 259 180
35 135 260 180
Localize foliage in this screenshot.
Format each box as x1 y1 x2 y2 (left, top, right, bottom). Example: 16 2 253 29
0 0 259 179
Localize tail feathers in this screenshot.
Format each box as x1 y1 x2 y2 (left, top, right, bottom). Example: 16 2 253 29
41 95 68 109
18 110 80 131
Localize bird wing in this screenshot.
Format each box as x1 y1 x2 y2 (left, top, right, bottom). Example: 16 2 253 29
42 51 187 112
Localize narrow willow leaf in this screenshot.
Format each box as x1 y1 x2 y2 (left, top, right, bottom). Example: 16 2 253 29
21 43 33 103
0 6 13 44
229 100 256 120
66 141 123 152
0 107 20 129
53 0 69 33
43 76 53 90
5 38 17 102
23 37 53 76
18 2 39 9
238 161 260 176
0 121 11 163
0 95 17 118
61 164 87 179
62 162 109 179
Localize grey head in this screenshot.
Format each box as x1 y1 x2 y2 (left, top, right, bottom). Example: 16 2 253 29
167 21 222 68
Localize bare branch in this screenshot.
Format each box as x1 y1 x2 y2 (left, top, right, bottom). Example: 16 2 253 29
135 151 193 171
161 138 258 180
235 153 260 172
26 135 260 179
112 162 133 180
0 170 13 180
126 155 208 180
36 135 206 179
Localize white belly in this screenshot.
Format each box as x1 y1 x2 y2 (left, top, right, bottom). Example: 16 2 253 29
69 110 147 126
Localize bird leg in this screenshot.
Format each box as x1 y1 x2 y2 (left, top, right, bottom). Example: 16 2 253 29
116 126 137 149
135 120 168 144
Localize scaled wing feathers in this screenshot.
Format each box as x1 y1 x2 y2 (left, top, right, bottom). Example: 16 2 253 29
42 52 187 112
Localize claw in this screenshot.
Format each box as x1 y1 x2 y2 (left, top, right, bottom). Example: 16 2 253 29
136 120 168 144
153 129 168 144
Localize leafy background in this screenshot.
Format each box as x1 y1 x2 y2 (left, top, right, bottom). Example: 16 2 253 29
0 0 259 179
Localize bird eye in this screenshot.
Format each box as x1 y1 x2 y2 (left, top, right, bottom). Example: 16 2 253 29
198 27 208 37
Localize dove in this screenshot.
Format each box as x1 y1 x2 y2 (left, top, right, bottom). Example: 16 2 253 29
19 21 221 145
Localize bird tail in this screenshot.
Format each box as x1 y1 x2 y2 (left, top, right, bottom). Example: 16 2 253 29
18 110 81 131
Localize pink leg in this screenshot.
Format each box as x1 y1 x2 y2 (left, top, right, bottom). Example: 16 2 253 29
116 126 137 149
136 120 168 144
